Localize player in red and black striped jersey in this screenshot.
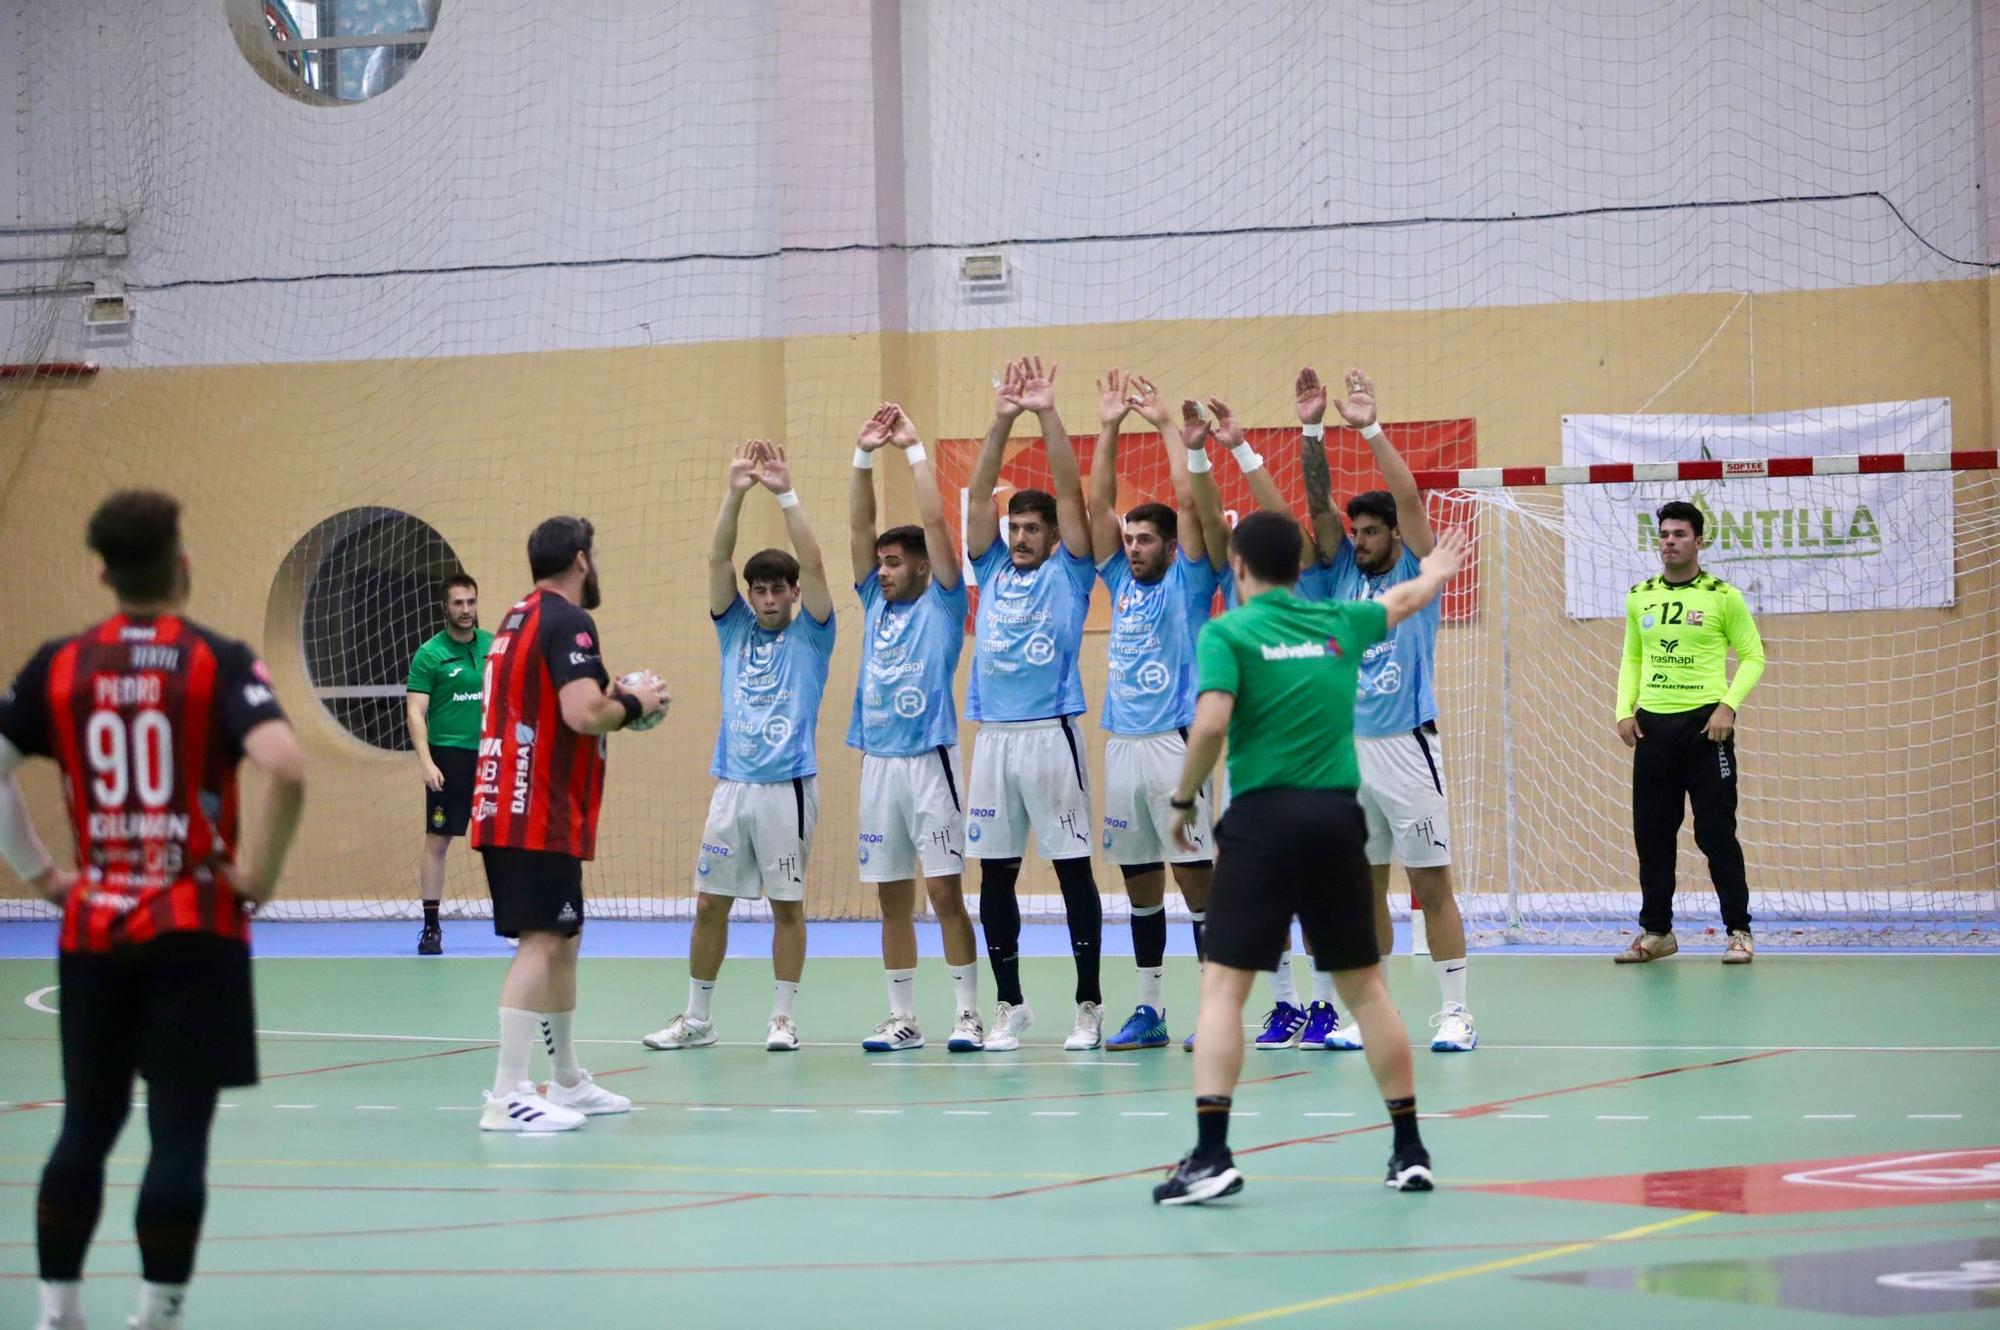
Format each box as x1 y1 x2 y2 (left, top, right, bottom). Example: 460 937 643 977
469 515 667 1133
0 491 306 1330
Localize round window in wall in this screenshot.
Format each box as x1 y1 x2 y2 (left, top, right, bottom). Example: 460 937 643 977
281 507 466 752
227 0 441 105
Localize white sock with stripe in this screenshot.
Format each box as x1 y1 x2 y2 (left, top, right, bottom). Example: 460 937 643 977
540 1010 580 1086
493 1006 538 1096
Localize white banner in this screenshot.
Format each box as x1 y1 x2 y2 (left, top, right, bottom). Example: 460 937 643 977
1561 399 1955 620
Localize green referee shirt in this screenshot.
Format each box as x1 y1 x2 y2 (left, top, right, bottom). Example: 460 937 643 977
1615 571 1765 719
406 628 493 750
1195 587 1389 796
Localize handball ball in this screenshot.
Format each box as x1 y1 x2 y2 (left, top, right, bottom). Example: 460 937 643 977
619 672 666 732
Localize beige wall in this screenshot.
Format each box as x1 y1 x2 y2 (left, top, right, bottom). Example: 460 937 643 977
1 278 1993 916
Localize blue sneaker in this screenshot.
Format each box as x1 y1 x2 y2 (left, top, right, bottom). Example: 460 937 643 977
1182 1029 1195 1051
1105 1004 1169 1051
1298 1000 1339 1048
1253 1002 1309 1049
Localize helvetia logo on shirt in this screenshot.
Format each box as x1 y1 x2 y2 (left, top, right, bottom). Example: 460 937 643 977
1259 639 1343 661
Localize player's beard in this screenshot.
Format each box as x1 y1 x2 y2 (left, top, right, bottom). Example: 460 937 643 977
581 566 601 611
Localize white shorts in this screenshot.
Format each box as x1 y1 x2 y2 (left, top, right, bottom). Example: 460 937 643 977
1356 727 1451 869
695 776 819 901
857 749 966 884
1102 731 1215 867
965 718 1093 861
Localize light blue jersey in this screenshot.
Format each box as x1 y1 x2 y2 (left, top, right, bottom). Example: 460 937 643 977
1294 557 1334 603
1322 536 1439 737
966 543 1094 722
712 596 837 781
847 570 968 756
1217 564 1240 611
1100 549 1216 734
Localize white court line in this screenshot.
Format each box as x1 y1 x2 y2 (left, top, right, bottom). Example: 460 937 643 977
855 1109 902 1116
1121 1111 1168 1118
1908 1113 1964 1120
435 1106 479 1112
1030 1111 1078 1118
353 1105 398 1111
1597 1115 1649 1121
771 1108 817 1115
1304 1112 1355 1119
869 1060 1131 1069
1417 1113 1454 1119
1700 1115 1753 1120
686 1107 733 1114
1804 1114 1856 1120
1496 1113 1548 1120
942 1110 990 1117
216 1104 239 1110
272 1104 316 1110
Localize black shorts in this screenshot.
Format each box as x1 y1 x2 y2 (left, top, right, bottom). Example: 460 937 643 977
425 744 477 838
480 847 585 938
58 932 258 1091
1203 787 1379 974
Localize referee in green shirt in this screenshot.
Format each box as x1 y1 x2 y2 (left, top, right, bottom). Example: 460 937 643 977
1614 501 1766 965
405 573 493 955
1152 511 1468 1206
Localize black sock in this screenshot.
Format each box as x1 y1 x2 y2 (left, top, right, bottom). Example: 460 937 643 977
1053 856 1103 1005
1195 1095 1232 1157
980 859 1025 1006
422 900 440 929
1189 912 1206 961
1130 907 1167 970
1385 1095 1424 1156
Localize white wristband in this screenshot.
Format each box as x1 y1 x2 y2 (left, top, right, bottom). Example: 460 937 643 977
1230 441 1264 474
1185 448 1212 474
1301 423 1325 441
904 443 928 466
1360 422 1385 441
776 489 801 509
852 448 875 470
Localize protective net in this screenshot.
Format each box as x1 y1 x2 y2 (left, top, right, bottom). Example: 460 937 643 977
1 2 1994 941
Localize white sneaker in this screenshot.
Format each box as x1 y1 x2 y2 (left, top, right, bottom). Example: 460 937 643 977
766 1014 800 1051
544 1068 631 1115
947 1008 985 1052
862 1015 924 1051
1323 1015 1365 1051
641 1014 717 1050
1429 1004 1478 1052
1063 1000 1104 1051
479 1082 586 1133
985 1000 1034 1052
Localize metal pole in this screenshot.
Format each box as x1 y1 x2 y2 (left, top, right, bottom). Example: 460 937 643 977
1496 503 1523 938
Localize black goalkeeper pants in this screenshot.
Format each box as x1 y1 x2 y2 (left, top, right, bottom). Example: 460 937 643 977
1632 704 1751 935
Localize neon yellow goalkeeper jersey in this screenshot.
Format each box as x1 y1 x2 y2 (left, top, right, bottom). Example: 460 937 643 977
1615 571 1766 718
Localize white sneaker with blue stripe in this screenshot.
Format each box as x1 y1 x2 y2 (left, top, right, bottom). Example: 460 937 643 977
1429 1005 1478 1052
480 1082 585 1133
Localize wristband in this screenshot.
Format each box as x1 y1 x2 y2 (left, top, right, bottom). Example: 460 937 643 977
904 443 927 466
1301 423 1325 441
776 489 801 509
852 448 875 470
1168 795 1196 811
1360 422 1385 441
1185 448 1212 474
1230 442 1264 474
617 692 644 728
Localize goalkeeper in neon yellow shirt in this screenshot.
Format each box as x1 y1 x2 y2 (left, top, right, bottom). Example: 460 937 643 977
1612 500 1766 965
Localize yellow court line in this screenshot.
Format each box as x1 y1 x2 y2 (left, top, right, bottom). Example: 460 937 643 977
1173 1210 1718 1330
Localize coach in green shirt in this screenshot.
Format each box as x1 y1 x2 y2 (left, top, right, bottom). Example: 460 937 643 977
1613 500 1766 966
1150 511 1467 1208
405 572 492 955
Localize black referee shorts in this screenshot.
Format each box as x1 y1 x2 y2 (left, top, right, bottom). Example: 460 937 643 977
58 932 259 1091
480 847 585 939
424 744 477 838
1203 787 1379 974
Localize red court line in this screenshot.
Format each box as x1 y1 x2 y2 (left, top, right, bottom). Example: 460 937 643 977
986 1048 1794 1200
0 1178 978 1205
261 1043 490 1081
613 1067 1313 1111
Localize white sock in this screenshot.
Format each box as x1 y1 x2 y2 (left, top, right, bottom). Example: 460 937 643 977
1311 965 1337 1005
885 967 917 1018
1435 956 1469 1010
39 1281 82 1326
772 979 799 1019
494 1006 538 1096
1136 966 1165 1012
1270 950 1299 1006
137 1280 187 1326
541 1010 580 1086
948 962 978 1014
686 978 716 1023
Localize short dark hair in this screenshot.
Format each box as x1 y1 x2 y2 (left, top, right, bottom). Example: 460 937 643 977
874 526 928 561
1346 490 1398 530
1123 502 1177 543
1007 489 1058 527
442 572 478 600
87 489 182 601
527 516 594 581
743 548 800 587
1230 510 1304 586
1656 500 1704 538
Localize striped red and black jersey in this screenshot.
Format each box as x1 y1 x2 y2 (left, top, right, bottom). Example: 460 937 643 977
469 589 611 859
0 614 288 954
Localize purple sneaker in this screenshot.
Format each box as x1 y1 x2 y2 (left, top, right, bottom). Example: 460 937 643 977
1253 1002 1309 1049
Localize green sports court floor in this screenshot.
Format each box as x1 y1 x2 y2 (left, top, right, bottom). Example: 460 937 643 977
2 946 1996 1328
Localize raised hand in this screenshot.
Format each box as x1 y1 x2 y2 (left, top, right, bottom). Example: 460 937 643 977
1096 369 1132 428
1126 374 1171 427
1334 368 1377 430
1205 396 1244 448
1295 367 1327 426
994 359 1026 422
888 403 923 449
1418 524 1469 581
1011 356 1059 414
751 440 793 493
1180 399 1212 451
857 404 896 453
728 438 763 491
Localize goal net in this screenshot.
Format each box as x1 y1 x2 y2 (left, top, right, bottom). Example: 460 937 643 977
1 3 1994 945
